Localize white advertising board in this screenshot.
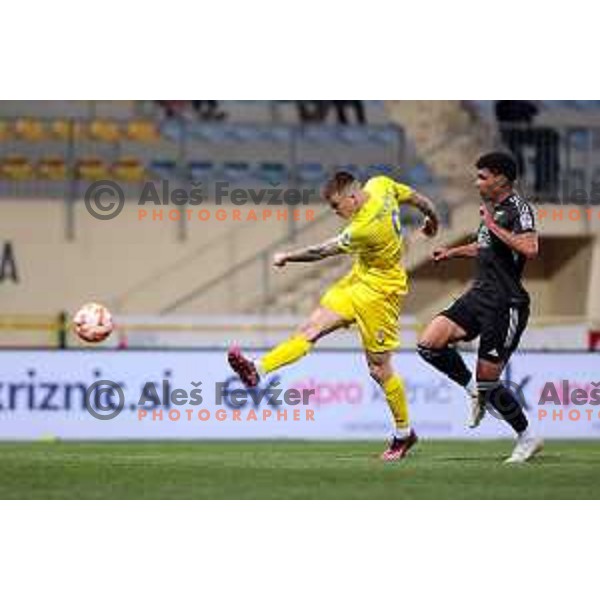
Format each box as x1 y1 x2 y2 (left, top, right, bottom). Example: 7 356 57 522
0 350 598 439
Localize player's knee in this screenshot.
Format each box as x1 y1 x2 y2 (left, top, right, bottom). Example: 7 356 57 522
368 363 386 384
296 320 322 343
476 361 503 381
417 342 443 364
417 330 445 351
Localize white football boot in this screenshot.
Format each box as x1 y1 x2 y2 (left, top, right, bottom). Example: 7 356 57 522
467 389 486 429
505 434 544 464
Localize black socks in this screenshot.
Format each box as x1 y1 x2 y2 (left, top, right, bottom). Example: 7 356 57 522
417 344 472 387
477 380 529 434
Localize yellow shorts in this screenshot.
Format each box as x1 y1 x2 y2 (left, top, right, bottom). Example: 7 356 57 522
320 272 403 353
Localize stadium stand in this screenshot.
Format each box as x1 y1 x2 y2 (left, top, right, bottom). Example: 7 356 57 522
1 100 599 350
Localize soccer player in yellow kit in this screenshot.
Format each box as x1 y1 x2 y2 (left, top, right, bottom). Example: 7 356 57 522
228 171 439 460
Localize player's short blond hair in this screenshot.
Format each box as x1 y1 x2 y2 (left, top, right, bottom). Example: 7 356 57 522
323 171 360 200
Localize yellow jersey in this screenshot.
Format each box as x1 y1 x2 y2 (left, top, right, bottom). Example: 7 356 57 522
336 175 414 295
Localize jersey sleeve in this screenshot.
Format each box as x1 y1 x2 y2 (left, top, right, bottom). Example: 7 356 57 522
364 175 414 205
511 199 536 233
336 222 364 254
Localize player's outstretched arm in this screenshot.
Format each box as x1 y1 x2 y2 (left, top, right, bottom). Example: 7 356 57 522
273 236 343 267
432 242 479 262
406 191 440 238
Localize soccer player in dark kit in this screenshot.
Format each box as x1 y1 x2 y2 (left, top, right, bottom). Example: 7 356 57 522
417 152 543 463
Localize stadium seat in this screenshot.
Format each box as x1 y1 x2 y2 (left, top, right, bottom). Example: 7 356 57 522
364 163 396 179
296 162 327 183
160 120 185 143
37 156 68 180
406 163 435 186
126 120 159 142
75 157 110 180
0 120 11 141
256 162 288 184
338 127 372 145
49 119 82 140
89 119 121 143
222 161 251 182
192 124 230 144
301 127 338 145
260 126 292 144
149 159 177 180
13 118 45 141
1 155 34 180
112 157 145 182
188 160 216 181
368 128 398 145
226 125 262 143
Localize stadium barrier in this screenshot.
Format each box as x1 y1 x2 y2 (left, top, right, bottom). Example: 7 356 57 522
0 349 598 440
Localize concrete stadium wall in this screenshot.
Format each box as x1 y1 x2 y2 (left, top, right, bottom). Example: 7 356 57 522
0 199 328 315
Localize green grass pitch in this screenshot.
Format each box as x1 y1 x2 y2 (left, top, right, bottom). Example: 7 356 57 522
1 440 599 499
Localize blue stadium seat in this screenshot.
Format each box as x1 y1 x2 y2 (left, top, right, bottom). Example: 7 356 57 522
367 128 398 145
406 163 435 186
149 159 177 179
301 127 338 145
189 160 216 181
296 162 327 183
191 124 230 144
256 162 289 184
260 126 292 144
364 163 396 179
225 126 262 143
566 128 590 152
222 161 251 182
338 127 372 145
159 120 185 143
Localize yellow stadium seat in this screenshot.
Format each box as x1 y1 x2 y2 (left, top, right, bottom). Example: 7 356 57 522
89 119 121 143
50 119 85 140
38 156 68 180
126 120 159 142
112 157 145 181
1 155 34 180
14 118 46 141
76 158 109 180
0 120 11 141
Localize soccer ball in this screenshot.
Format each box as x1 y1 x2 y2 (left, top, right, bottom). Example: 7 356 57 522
73 302 114 343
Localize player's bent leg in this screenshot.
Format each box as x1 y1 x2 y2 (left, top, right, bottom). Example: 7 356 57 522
260 305 348 373
228 306 349 388
229 306 348 387
417 317 472 386
417 316 482 427
366 351 417 462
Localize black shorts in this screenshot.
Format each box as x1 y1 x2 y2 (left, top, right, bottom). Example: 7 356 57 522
439 288 529 364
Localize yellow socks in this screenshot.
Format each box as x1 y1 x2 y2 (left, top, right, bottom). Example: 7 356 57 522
259 334 313 374
383 374 410 432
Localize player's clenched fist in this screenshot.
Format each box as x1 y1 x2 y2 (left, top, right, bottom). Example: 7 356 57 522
420 216 438 238
432 246 451 262
273 252 289 268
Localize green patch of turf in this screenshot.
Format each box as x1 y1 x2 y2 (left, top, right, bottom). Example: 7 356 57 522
1 440 599 499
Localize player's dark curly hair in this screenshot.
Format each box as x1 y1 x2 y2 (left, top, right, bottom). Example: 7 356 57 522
476 152 518 182
323 171 357 200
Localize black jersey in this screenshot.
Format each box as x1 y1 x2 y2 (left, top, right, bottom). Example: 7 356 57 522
473 193 536 304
